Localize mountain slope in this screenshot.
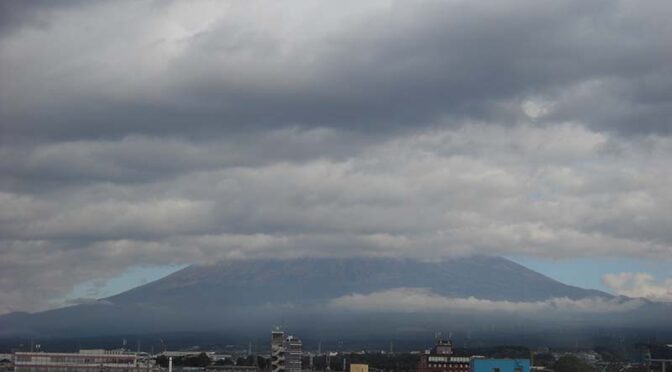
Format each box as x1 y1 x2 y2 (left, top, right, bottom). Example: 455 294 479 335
108 256 608 307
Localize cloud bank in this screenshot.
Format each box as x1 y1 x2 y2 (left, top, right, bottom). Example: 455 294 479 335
329 288 645 314
603 273 672 302
1 0 671 313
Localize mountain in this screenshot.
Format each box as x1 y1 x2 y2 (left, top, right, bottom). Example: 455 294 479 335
1 256 670 343
108 256 607 306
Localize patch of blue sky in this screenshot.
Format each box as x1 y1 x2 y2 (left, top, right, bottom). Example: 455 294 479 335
59 264 187 306
508 256 670 293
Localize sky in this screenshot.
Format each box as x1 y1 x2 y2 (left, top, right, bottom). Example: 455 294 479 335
0 0 671 315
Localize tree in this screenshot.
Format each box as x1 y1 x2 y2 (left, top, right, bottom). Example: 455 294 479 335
184 353 211 367
553 355 594 372
215 358 234 366
256 356 269 370
237 356 254 366
155 355 169 368
533 352 555 368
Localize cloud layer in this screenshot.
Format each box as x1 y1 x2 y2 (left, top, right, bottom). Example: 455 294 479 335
1 0 671 313
602 273 672 302
329 288 645 314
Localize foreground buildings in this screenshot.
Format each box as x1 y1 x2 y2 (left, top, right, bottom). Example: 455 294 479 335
284 336 302 372
417 340 470 372
271 329 285 372
349 364 368 372
470 358 530 372
418 340 530 372
14 349 138 372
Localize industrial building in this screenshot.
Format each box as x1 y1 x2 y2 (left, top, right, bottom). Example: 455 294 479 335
417 340 470 372
469 358 530 372
14 349 138 372
350 364 368 372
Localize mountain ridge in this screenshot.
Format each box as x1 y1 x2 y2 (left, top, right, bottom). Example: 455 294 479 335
107 256 610 306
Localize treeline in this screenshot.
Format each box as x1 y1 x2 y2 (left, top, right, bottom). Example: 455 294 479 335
306 353 419 372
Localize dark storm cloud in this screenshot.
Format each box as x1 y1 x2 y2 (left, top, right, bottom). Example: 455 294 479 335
1 0 671 313
2 0 670 143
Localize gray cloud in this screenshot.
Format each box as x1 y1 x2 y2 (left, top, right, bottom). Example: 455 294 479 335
602 273 672 302
1 0 672 313
2 0 671 141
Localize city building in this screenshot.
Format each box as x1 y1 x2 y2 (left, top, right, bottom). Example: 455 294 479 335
284 336 302 372
161 351 212 358
271 329 302 372
350 364 369 372
646 344 672 371
271 329 286 372
469 358 530 372
418 340 470 372
206 366 258 372
14 349 138 372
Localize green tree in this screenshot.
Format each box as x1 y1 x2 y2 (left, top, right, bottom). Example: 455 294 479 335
183 353 211 367
553 355 594 372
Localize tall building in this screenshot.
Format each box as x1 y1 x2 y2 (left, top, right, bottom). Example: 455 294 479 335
271 329 286 372
271 329 302 372
417 340 470 372
284 336 302 372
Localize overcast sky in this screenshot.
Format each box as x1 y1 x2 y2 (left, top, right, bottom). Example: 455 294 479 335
1 0 671 314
